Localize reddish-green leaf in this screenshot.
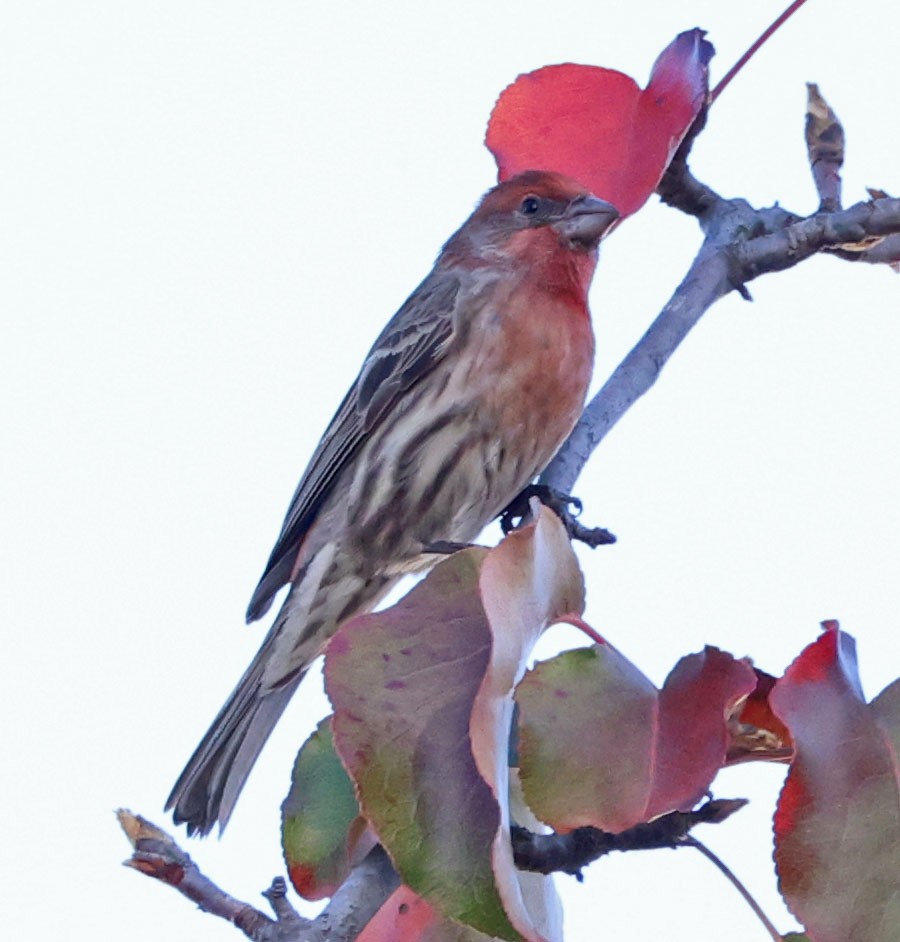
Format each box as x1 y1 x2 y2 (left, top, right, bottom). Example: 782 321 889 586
281 717 373 900
356 775 563 942
770 625 900 942
516 645 756 832
326 548 511 937
325 507 579 941
485 29 713 217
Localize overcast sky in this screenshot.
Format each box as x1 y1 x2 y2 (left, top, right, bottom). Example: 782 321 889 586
4 2 899 940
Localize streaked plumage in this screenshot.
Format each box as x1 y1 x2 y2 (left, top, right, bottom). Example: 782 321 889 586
167 170 618 835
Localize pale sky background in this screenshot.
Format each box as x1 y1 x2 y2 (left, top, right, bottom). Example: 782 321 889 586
4 2 899 940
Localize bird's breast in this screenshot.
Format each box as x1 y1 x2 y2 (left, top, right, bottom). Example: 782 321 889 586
466 275 595 457
339 271 595 561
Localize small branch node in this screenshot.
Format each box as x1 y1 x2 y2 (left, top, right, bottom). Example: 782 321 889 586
805 82 844 212
263 877 305 927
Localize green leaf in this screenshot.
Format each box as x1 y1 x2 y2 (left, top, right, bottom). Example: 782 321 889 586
281 717 372 900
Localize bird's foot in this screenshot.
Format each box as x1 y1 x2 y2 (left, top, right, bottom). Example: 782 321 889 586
499 484 616 548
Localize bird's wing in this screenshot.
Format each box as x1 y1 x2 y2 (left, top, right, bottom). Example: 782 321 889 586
246 268 464 621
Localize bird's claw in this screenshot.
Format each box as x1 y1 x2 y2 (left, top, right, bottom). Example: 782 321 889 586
498 484 616 548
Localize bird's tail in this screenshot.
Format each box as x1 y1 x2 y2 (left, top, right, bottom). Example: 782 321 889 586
165 637 304 836
166 542 398 836
167 543 346 836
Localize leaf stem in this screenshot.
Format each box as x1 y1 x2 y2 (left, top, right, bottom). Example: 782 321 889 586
712 0 811 102
685 837 783 941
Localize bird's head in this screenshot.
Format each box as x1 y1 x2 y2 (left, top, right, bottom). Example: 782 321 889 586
465 170 620 256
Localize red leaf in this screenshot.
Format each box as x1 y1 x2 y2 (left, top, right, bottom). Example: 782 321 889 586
485 29 713 217
770 624 900 942
358 885 509 942
356 887 441 942
651 647 758 814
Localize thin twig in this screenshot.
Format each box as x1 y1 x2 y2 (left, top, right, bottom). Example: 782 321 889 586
118 809 279 939
118 809 399 942
685 837 784 942
712 0 811 102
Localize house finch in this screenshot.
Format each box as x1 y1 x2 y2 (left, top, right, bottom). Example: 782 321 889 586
167 170 618 835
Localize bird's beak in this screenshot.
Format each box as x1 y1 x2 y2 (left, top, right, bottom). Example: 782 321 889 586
554 195 620 249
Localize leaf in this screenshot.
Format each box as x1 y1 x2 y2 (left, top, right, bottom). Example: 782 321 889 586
726 667 794 764
516 645 756 832
325 507 580 942
281 717 374 900
770 623 900 942
505 770 564 942
469 505 583 934
485 29 713 217
357 885 495 942
357 776 562 942
326 548 509 937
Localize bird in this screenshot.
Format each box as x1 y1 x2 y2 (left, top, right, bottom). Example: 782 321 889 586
167 170 619 835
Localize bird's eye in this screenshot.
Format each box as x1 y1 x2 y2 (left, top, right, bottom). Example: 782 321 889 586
520 196 541 216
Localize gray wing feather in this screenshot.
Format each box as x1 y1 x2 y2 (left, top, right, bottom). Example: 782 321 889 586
245 270 462 621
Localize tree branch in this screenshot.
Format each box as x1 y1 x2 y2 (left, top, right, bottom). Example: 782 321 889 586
542 173 900 494
511 798 748 878
118 810 399 942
